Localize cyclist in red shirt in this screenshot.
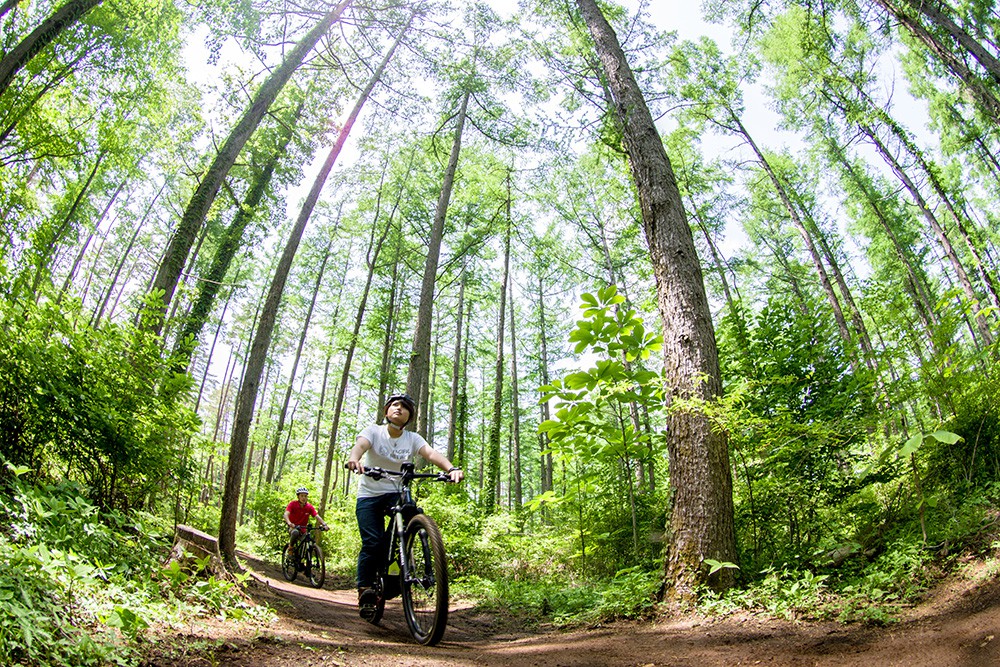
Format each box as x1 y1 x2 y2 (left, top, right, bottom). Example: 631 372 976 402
284 487 329 558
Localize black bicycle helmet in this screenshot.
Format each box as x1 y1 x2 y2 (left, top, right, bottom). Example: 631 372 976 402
383 393 416 425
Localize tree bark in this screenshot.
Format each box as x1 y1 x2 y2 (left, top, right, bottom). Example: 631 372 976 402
171 102 305 369
446 264 466 463
90 183 165 328
873 0 1000 123
319 175 399 515
57 179 123 304
859 119 994 346
535 273 554 497
265 243 331 484
576 0 737 597
509 261 522 511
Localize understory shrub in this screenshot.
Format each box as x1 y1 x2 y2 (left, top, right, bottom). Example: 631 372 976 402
0 467 270 666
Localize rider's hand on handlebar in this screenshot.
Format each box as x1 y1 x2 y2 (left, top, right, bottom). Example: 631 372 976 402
446 467 464 484
346 460 364 475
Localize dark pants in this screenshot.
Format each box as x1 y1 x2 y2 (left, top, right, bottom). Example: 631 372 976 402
356 493 396 589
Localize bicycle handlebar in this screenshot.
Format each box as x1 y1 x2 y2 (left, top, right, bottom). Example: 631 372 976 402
344 462 453 483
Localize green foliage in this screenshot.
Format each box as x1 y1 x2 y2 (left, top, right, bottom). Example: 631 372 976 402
466 564 661 625
0 294 198 511
699 566 832 621
0 471 268 665
537 285 667 574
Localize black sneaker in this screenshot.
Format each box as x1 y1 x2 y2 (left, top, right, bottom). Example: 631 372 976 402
358 588 378 621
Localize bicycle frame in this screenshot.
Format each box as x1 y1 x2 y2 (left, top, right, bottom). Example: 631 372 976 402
384 480 422 589
358 462 452 644
375 464 440 587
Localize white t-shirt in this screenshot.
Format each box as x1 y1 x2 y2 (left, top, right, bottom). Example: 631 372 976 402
356 424 428 498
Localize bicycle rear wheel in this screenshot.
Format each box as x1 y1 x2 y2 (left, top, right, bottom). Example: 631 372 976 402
304 541 325 588
400 514 448 645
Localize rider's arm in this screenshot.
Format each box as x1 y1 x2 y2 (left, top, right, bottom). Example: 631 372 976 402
284 507 294 527
312 507 329 530
347 436 372 473
419 444 464 483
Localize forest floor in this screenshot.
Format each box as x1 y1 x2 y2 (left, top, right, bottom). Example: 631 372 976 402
143 552 1000 667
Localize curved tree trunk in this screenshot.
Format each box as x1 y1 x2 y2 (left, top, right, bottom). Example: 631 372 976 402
0 0 103 100
860 121 994 346
318 175 399 515
265 243 331 484
873 0 1000 123
171 101 306 370
148 0 352 333
217 9 395 561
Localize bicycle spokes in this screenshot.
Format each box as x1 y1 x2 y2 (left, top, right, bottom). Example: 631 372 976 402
401 514 448 646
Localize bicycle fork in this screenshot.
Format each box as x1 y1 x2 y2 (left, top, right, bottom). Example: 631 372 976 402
389 510 407 579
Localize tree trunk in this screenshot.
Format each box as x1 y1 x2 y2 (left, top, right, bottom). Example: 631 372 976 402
873 0 1000 123
171 102 305 369
148 0 351 332
319 178 399 515
0 0 103 99
194 269 239 412
828 144 939 339
734 114 859 360
576 0 737 598
0 0 21 21
446 264 466 463
484 216 510 512
509 262 522 512
377 232 403 417
406 89 470 434
860 120 994 346
536 273 553 496
57 180 123 303
90 186 162 328
26 152 103 297
459 299 471 471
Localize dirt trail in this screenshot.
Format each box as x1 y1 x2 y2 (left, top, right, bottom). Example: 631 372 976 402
148 554 1000 667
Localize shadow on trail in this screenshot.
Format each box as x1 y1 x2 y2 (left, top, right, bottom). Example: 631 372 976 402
236 551 527 653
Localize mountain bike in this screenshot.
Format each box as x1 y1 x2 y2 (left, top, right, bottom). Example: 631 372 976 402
282 524 328 588
358 462 452 646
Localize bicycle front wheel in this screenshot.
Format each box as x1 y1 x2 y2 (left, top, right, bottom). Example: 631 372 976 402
401 514 448 645
305 541 325 588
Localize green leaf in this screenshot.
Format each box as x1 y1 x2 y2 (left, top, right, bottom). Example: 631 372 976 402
928 430 962 445
703 558 740 575
898 434 923 458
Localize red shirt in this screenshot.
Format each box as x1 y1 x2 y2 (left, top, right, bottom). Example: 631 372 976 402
285 500 318 527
